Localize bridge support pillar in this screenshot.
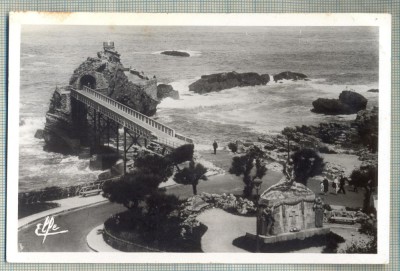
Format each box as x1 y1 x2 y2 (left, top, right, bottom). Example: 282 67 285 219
93 109 97 151
116 125 119 156
107 118 110 147
123 127 127 174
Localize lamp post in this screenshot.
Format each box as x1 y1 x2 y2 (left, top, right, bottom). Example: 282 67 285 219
253 177 263 253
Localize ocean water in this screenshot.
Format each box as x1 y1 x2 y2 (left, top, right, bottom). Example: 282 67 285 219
19 26 379 192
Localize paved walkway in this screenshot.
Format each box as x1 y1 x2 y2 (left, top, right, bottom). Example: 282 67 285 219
195 208 366 253
86 224 121 252
18 194 108 229
18 201 124 252
196 208 253 252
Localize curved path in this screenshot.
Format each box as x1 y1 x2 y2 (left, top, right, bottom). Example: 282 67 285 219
196 209 253 252
18 202 124 252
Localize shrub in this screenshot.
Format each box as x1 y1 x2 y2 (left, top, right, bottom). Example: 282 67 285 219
135 153 174 181
349 165 378 189
228 142 238 153
102 172 163 210
291 148 325 186
166 144 194 167
229 147 267 198
340 214 377 254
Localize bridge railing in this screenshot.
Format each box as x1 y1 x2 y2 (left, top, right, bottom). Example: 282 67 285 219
79 86 176 137
175 133 194 144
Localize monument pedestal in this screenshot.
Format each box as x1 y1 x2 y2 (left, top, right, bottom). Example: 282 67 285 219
246 227 330 244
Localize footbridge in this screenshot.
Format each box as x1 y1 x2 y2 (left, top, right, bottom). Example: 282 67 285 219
70 86 193 173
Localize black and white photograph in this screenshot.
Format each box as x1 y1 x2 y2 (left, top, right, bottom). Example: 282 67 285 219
7 13 390 264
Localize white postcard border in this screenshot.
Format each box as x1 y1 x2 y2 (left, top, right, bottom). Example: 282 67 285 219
7 12 391 264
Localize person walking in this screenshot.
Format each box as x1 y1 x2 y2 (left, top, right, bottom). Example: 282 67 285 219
212 140 218 155
333 177 340 194
338 174 347 194
323 178 329 195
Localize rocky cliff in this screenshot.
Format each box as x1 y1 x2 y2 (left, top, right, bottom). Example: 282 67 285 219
42 44 160 154
312 90 367 115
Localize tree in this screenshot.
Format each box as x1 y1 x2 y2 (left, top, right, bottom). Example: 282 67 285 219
291 148 325 186
282 127 296 163
102 172 163 210
173 161 208 195
349 164 378 212
349 165 378 189
135 153 174 182
229 146 267 198
166 144 194 171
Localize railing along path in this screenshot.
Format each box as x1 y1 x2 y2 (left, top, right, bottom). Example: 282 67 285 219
70 86 193 148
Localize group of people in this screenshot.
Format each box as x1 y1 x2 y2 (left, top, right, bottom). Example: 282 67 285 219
321 174 348 195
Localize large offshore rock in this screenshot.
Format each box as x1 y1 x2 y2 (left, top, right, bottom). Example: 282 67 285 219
161 50 190 57
189 70 308 94
188 71 270 94
312 90 367 115
339 91 368 111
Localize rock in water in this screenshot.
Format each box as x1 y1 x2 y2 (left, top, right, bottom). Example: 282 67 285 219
160 50 190 57
188 70 308 94
188 71 270 94
42 42 159 154
367 88 379 93
273 71 308 82
157 84 180 100
339 91 368 110
34 129 44 139
312 90 367 115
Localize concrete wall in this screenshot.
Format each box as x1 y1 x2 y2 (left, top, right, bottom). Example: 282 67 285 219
55 86 71 114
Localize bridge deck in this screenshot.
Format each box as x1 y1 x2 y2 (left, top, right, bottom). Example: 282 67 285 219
70 86 192 148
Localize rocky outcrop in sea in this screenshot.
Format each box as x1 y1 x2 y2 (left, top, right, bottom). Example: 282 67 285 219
188 71 270 94
188 71 308 94
161 50 190 57
41 42 160 154
312 90 367 115
157 84 180 100
273 71 308 82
